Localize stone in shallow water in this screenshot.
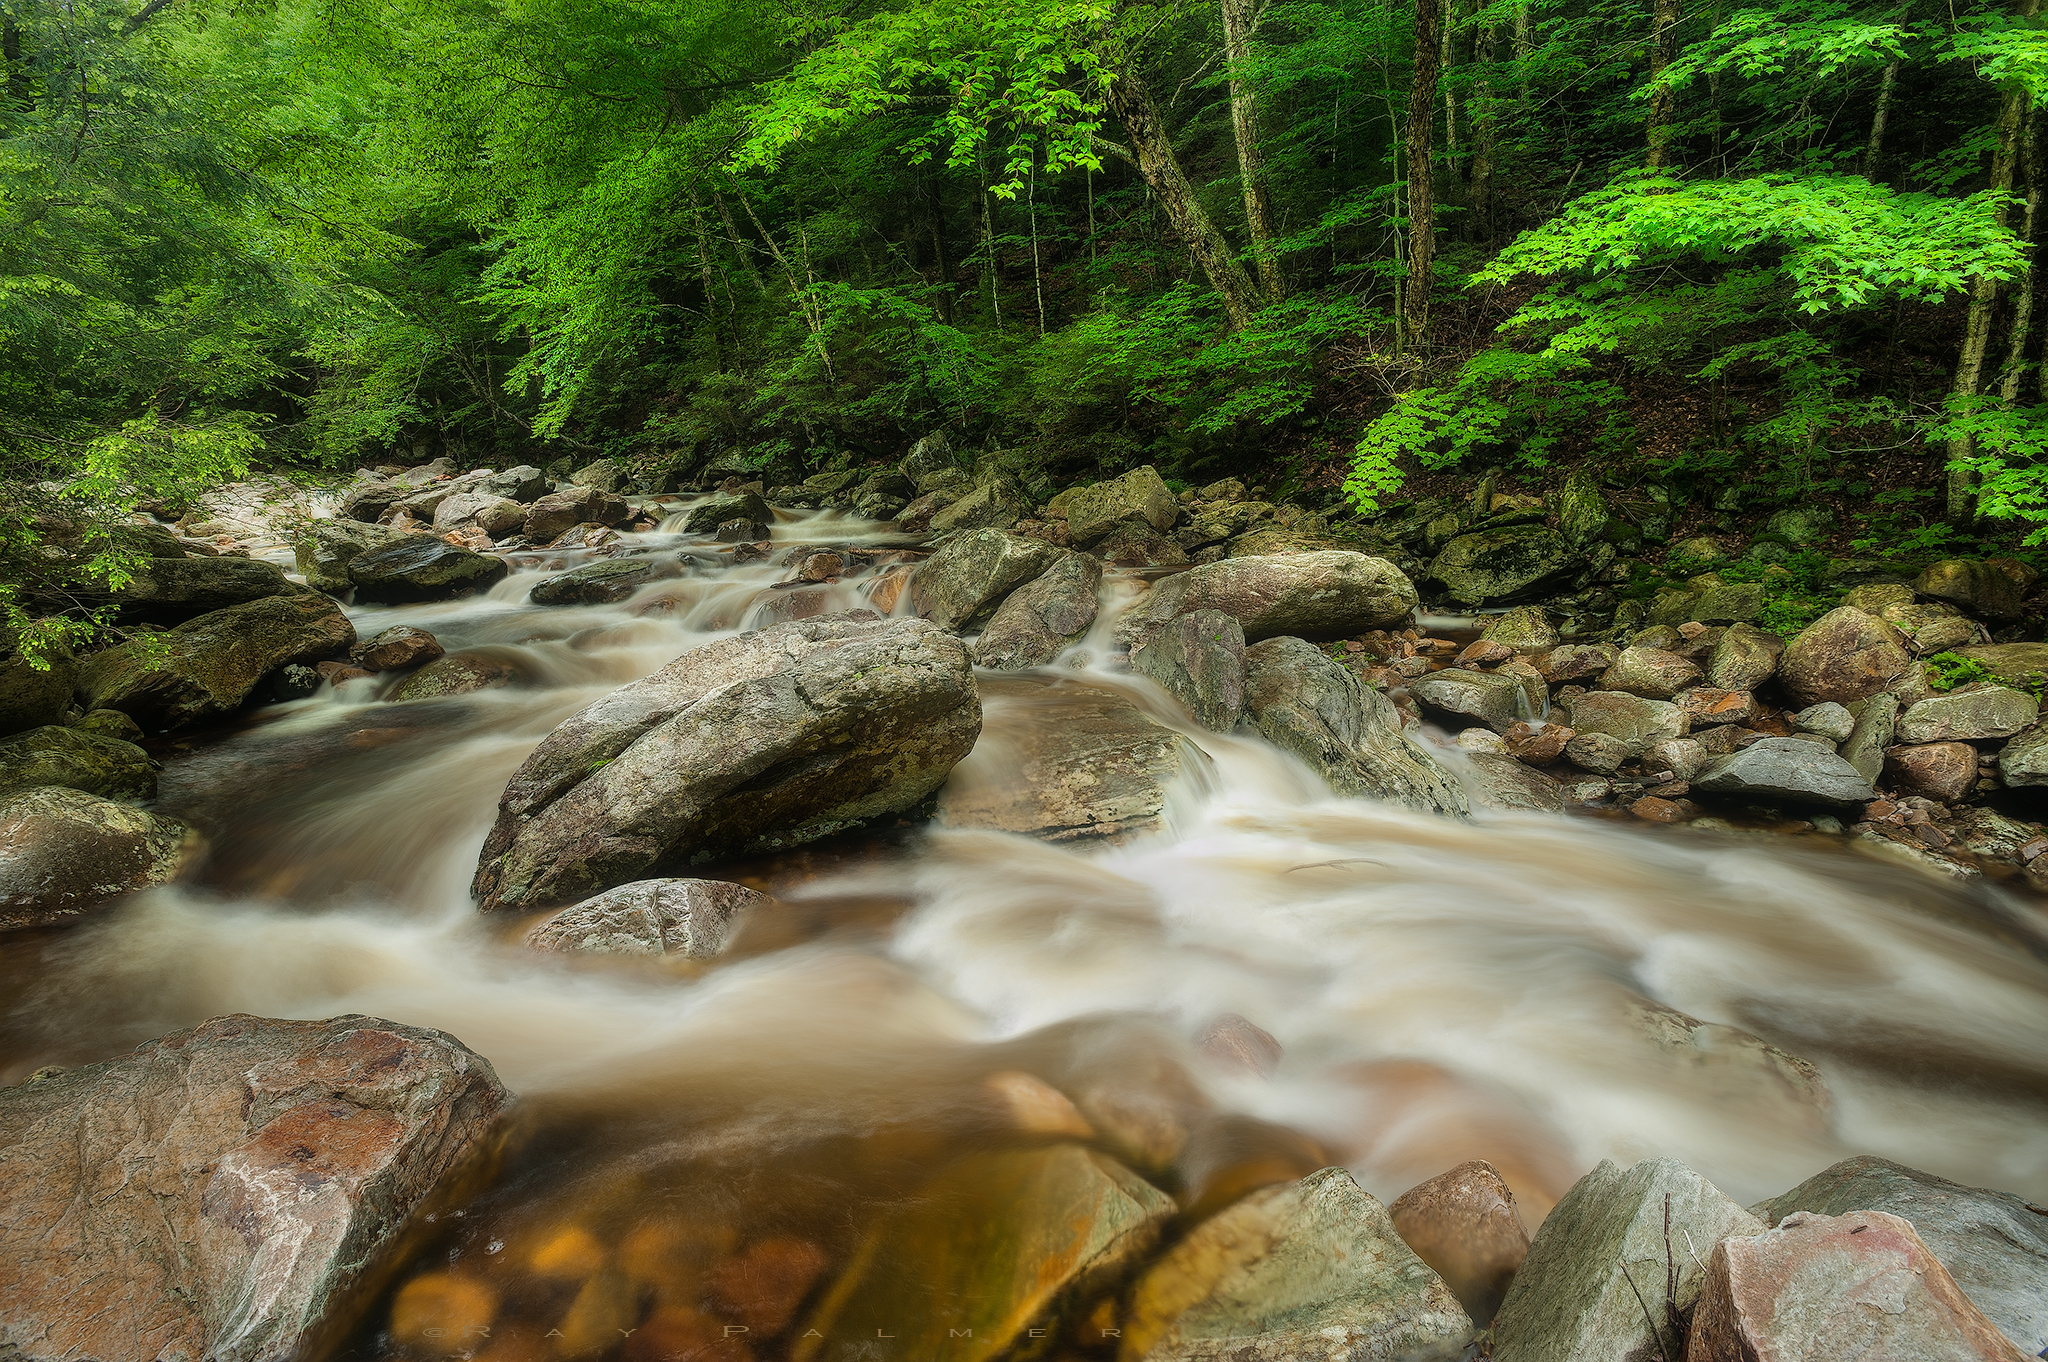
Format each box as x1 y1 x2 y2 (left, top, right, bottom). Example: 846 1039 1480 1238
0 724 157 801
1131 607 1245 731
528 556 669 605
974 550 1102 670
1390 1159 1530 1326
1411 667 1529 733
1692 736 1876 807
0 785 201 930
910 528 1064 630
1119 1165 1474 1361
525 877 770 958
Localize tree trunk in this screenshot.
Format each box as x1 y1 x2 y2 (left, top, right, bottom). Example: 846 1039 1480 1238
1109 71 1264 330
1947 0 2038 522
1405 0 1442 341
1645 0 1681 168
1471 20 1497 243
2000 111 2042 402
928 168 953 322
711 189 767 293
1512 2 1532 105
1864 59 1898 180
1222 0 1285 301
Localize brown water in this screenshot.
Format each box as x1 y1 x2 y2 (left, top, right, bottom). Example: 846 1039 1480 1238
5 502 2048 1360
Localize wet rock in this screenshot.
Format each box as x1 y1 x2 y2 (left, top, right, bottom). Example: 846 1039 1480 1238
316 660 374 687
1464 753 1568 813
1599 646 1702 700
678 491 771 536
568 457 629 493
1490 1157 1761 1362
1897 686 2039 743
348 538 509 604
1693 735 1877 806
1119 1166 1473 1362
1504 720 1571 764
1780 606 1920 709
1999 722 2048 786
1558 691 1687 755
387 651 525 703
931 475 1033 534
0 725 157 800
433 491 525 538
337 477 407 523
1791 701 1855 742
1059 466 1180 547
0 1013 509 1362
1756 1154 2048 1354
1917 558 2026 622
1391 1159 1530 1326
1957 642 2048 687
795 1145 1171 1362
295 519 411 594
1243 636 1469 814
78 593 357 732
1565 732 1628 774
476 464 549 502
476 615 979 910
1646 737 1706 781
895 489 955 533
1678 686 1759 729
973 551 1102 670
1411 668 1530 733
1483 605 1561 650
1431 525 1578 604
1130 608 1245 731
1842 693 1900 782
1098 523 1190 567
1688 1210 2025 1362
0 786 201 929
713 517 767 542
1536 642 1618 684
1885 742 1981 802
1197 1013 1283 1078
1663 576 1765 626
108 556 294 624
938 677 1192 841
350 626 445 673
911 528 1064 631
525 878 770 959
1122 551 1418 647
1624 997 1830 1134
528 557 668 606
0 629 76 737
900 431 967 493
527 486 631 541
1559 468 1612 545
1705 623 1784 691
73 707 145 742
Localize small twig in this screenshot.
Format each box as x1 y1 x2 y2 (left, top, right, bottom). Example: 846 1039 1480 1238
1618 1262 1675 1362
1680 1226 1708 1275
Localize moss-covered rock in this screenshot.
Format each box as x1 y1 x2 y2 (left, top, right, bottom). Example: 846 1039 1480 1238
0 786 201 929
1429 526 1579 604
108 556 294 623
386 650 527 702
347 538 509 603
0 725 157 800
0 629 76 738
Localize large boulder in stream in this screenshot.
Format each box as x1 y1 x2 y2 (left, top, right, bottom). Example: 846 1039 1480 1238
1057 465 1180 546
0 785 202 929
973 551 1102 670
910 528 1064 631
524 877 770 959
104 556 295 624
528 556 671 605
347 538 509 604
0 725 157 800
1121 551 1418 649
1242 636 1469 814
474 614 981 912
0 1013 510 1362
295 519 411 594
1131 608 1246 732
1430 526 1578 604
77 592 357 733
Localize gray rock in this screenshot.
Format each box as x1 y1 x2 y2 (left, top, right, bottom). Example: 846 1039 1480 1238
1462 753 1568 812
568 456 629 492
1131 609 1245 732
528 556 670 606
1482 605 1561 650
336 477 406 523
475 615 980 910
1410 668 1530 733
1558 468 1612 546
1705 622 1784 691
1999 722 2048 787
930 475 1032 534
0 725 156 801
0 786 201 929
1757 1155 2048 1354
1646 737 1705 782
681 490 772 535
1430 525 1578 604
1693 735 1877 806
0 1014 509 1362
1060 465 1180 546
1121 552 1418 647
525 877 770 958
348 538 509 603
899 431 965 492
911 529 1064 630
1490 1158 1762 1362
0 629 76 737
1242 637 1468 814
526 485 631 541
294 519 410 594
432 491 525 537
1624 996 1831 1135
1780 606 1922 708
476 464 548 502
1598 646 1701 700
1842 693 1900 783
1957 643 2048 687
108 556 294 624
1565 732 1628 774
1918 558 2025 622
974 551 1102 670
1098 523 1190 568
1558 691 1687 755
1897 687 2040 743
1119 1166 1473 1362
386 651 526 702
1792 701 1855 742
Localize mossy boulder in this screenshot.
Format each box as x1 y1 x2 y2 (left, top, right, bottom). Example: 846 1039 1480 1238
0 725 157 800
0 629 76 738
0 786 202 929
1429 526 1579 604
294 519 411 594
347 538 509 603
108 557 295 624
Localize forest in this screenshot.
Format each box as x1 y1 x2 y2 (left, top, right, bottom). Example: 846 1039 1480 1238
4 0 2047 645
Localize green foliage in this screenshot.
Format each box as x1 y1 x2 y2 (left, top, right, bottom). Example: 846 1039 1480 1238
1922 650 1998 693
1930 399 2048 546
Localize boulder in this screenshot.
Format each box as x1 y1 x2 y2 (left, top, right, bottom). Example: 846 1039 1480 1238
794 1146 1173 1362
1791 701 1855 742
973 551 1102 670
1411 668 1530 734
1897 687 2039 743
937 677 1194 841
714 517 768 542
900 432 967 493
0 725 156 800
1121 552 1418 647
1242 636 1469 814
431 491 524 538
568 457 629 493
527 557 669 606
1957 643 2048 687
1687 1210 2026 1362
77 593 357 732
1657 576 1765 627
0 1014 509 1362
1130 608 1245 732
348 538 509 604
1677 686 1760 729
1118 1166 1474 1362
1999 722 2048 787
1536 643 1618 684
474 615 980 911
386 651 525 703
527 486 632 541
1462 754 1569 813
1646 737 1706 782
1779 607 1920 709
0 629 76 737
0 786 201 929
1557 691 1687 755
1565 732 1628 773
1598 646 1702 700
930 475 1032 535
1705 623 1783 691
1558 468 1612 545
350 626 444 673
1842 693 1900 783
1390 1159 1531 1326
1885 741 1983 802
1917 559 2026 622
475 464 548 502
1098 524 1190 567
336 478 406 523
910 529 1063 631
1061 466 1179 546
295 519 410 594
524 878 770 959
1490 1158 1762 1362
1430 526 1578 604
74 708 145 742
1693 736 1877 806
1483 605 1561 651
109 556 294 624
1756 1155 2048 1354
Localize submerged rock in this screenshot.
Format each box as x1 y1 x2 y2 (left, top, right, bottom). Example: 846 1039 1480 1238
386 650 526 702
0 724 157 801
973 550 1102 669
0 785 201 929
348 538 509 604
528 557 670 606
1119 1166 1474 1362
1122 551 1418 647
1242 636 1468 814
475 615 980 911
0 1014 509 1362
1130 608 1245 731
525 878 770 959
350 625 444 673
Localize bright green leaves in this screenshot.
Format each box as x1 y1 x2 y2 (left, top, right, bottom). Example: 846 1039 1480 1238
1945 12 2048 103
1645 2 1906 92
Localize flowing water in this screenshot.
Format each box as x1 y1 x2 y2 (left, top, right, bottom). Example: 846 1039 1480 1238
5 502 2048 1360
